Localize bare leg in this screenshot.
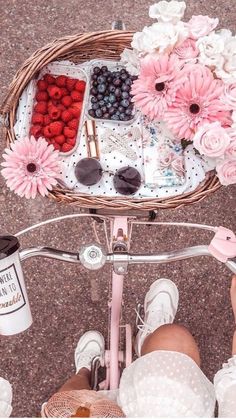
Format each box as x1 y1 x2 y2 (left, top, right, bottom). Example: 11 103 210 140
141 323 201 367
57 368 91 393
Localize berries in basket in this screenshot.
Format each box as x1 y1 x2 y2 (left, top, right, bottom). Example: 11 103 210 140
30 73 87 154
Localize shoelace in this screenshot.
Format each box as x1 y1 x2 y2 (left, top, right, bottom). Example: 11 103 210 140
135 304 173 335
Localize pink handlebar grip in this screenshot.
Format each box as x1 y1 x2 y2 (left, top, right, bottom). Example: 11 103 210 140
208 227 236 263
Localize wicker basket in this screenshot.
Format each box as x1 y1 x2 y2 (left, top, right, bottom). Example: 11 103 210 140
0 30 221 211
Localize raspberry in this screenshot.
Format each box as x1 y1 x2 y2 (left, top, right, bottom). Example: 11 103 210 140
43 126 54 139
58 104 66 112
54 134 65 145
68 118 78 130
69 107 81 118
66 137 76 146
37 80 48 91
61 143 74 152
60 87 68 97
72 102 83 111
71 90 83 102
64 127 76 138
48 85 62 100
44 74 56 84
75 80 86 93
30 125 42 138
49 121 64 136
55 75 67 87
34 101 48 114
44 115 51 126
66 78 76 91
36 91 48 102
61 95 73 107
53 143 61 151
61 110 73 122
48 105 61 120
32 113 44 125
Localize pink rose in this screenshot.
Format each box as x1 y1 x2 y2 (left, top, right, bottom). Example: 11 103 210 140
173 38 199 62
225 131 236 158
188 15 219 40
193 123 231 158
216 159 236 185
224 83 236 110
171 156 184 176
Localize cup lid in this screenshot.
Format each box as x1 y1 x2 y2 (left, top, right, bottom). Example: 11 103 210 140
0 236 20 260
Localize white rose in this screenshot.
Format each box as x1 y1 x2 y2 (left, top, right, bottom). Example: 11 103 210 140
131 21 188 54
120 48 140 76
188 15 219 40
197 32 225 69
149 1 186 24
215 37 236 82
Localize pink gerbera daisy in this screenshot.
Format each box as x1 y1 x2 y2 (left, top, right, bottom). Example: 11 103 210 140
1 136 62 199
131 54 184 120
164 65 232 139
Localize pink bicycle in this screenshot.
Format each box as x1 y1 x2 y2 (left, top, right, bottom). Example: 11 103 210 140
1 213 236 392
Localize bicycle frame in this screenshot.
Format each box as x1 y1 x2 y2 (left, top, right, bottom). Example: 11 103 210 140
5 214 236 390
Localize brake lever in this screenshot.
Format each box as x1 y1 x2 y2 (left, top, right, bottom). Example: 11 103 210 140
208 227 236 263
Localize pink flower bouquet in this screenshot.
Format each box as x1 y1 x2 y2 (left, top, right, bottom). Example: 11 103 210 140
121 0 236 186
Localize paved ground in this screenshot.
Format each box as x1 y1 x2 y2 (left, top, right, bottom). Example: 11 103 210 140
0 0 236 416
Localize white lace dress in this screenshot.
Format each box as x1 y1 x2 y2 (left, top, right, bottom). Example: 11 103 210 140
115 350 236 417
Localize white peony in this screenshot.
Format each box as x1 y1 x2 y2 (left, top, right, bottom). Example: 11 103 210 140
120 48 140 76
131 21 188 55
215 36 236 82
197 32 226 69
149 1 186 24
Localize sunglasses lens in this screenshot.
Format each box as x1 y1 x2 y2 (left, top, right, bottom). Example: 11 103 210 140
113 166 141 195
75 158 103 186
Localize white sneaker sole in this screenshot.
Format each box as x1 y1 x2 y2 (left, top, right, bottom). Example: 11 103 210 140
144 278 179 317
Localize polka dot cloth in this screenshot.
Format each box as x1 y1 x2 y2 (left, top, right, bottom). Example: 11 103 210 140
14 60 212 199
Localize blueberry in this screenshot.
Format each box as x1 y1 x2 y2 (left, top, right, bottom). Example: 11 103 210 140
90 87 98 96
91 97 98 103
109 94 116 103
113 78 122 87
120 69 127 74
121 73 128 80
97 93 104 101
121 84 130 92
93 81 98 87
103 71 109 78
103 113 110 119
97 84 106 94
131 75 138 81
104 96 110 103
88 109 95 117
108 107 115 115
121 91 129 99
92 103 99 110
119 113 126 120
106 102 112 109
109 85 116 93
118 105 125 113
101 106 107 113
111 114 120 120
101 65 108 73
95 108 103 118
115 88 121 97
113 102 119 108
125 108 133 116
107 76 112 83
97 75 106 84
98 100 105 107
93 66 101 75
92 74 98 80
125 78 132 86
120 99 130 108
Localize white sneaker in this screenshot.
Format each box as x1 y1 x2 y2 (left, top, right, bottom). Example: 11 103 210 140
74 331 105 373
135 278 179 356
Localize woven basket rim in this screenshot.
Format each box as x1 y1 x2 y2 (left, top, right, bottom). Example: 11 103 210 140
1 29 221 210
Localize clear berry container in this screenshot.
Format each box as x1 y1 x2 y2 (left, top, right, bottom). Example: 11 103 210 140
86 59 137 125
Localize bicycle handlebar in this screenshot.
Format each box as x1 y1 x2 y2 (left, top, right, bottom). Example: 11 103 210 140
19 245 236 274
